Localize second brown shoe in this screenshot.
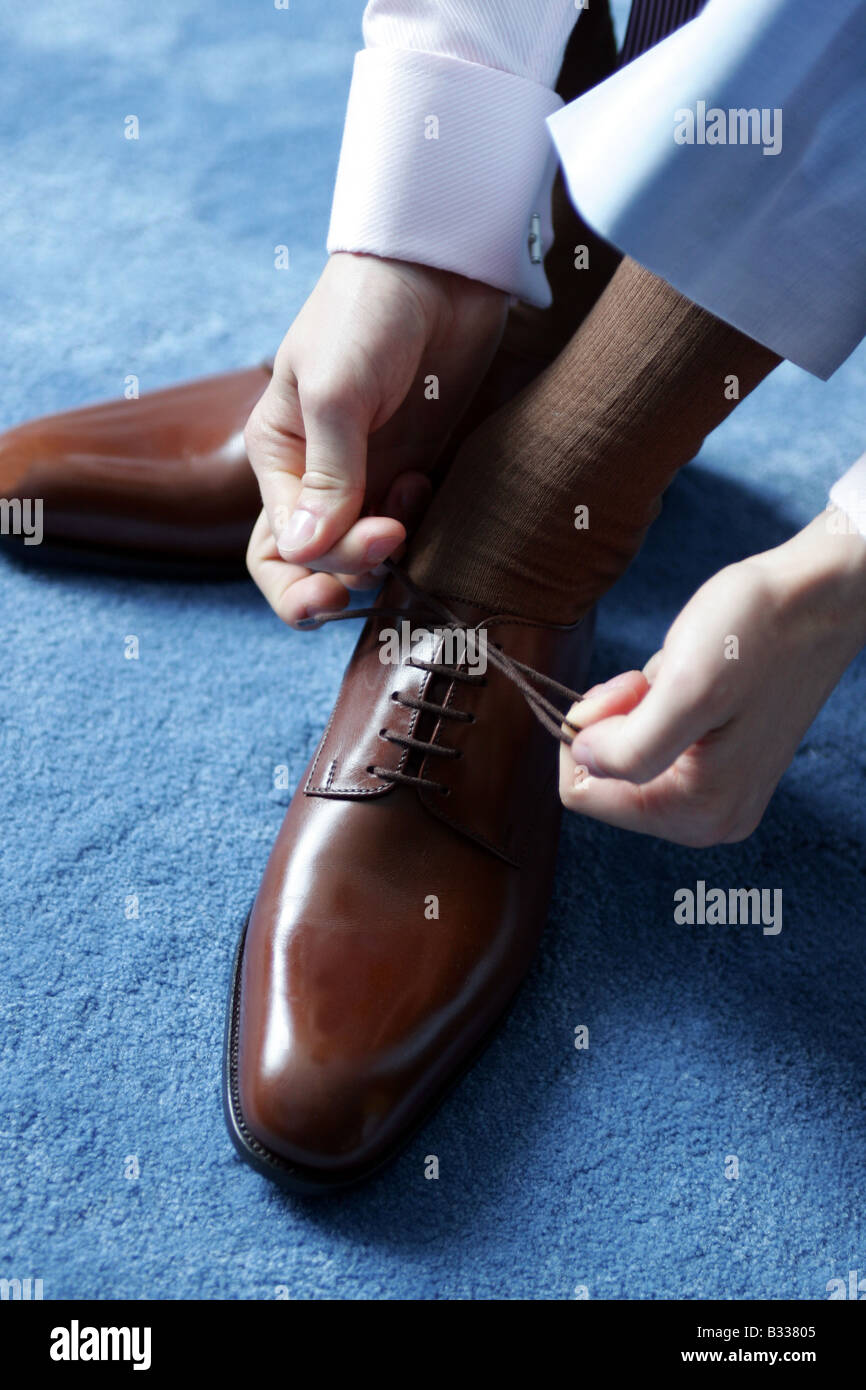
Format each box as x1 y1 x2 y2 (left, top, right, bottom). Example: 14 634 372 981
0 365 269 572
223 569 594 1193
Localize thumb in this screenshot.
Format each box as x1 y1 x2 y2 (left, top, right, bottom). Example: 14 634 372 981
275 380 371 563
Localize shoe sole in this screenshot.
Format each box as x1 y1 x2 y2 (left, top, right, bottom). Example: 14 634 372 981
1 533 246 580
222 910 523 1196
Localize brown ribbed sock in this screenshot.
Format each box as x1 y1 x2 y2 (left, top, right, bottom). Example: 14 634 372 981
408 257 781 623
442 0 621 459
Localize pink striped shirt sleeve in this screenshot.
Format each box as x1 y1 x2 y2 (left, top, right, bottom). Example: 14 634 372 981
326 1 580 306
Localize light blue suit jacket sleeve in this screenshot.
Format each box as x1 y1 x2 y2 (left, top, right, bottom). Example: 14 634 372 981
549 0 866 379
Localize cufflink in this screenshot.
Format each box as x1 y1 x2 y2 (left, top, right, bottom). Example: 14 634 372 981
528 212 542 265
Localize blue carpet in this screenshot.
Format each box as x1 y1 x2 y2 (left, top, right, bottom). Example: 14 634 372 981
1 0 864 1301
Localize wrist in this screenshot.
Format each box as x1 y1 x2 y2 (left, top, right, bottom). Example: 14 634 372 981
329 251 506 304
757 510 866 646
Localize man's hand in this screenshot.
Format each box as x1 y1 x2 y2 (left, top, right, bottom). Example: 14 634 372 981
559 512 866 845
244 251 507 625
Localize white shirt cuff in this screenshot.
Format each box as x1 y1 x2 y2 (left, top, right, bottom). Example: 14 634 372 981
327 48 564 307
829 454 866 539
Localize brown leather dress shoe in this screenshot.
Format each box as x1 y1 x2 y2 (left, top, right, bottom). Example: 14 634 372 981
0 365 269 572
223 568 594 1192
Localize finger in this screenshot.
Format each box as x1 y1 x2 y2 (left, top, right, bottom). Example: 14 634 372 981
276 377 371 564
246 509 349 628
642 649 664 683
382 471 433 535
339 570 387 593
303 514 405 577
274 571 351 628
563 671 649 733
243 385 306 539
335 471 433 592
568 661 721 785
559 751 703 843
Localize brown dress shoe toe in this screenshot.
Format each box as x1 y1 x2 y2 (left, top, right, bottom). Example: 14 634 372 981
223 570 594 1192
0 365 269 571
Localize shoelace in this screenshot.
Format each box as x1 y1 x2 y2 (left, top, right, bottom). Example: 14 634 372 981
297 561 586 795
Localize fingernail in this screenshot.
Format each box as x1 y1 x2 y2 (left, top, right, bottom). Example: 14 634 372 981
569 740 602 775
277 509 317 557
567 697 604 730
591 672 636 696
564 701 583 729
364 537 395 567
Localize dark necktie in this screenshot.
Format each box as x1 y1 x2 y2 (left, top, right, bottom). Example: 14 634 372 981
620 0 707 66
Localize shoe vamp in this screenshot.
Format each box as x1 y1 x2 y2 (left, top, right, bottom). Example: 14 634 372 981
242 787 557 1080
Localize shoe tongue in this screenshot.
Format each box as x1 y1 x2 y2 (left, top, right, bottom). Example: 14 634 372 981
387 570 490 625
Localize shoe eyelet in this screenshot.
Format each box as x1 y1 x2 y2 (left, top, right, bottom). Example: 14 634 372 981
366 765 376 775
